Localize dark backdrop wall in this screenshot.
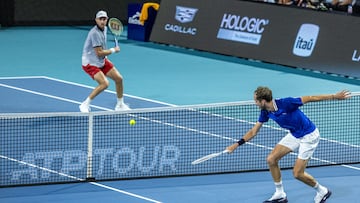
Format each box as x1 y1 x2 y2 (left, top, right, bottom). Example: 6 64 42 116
0 0 161 26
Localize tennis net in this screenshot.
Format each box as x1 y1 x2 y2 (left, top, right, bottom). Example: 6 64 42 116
1 93 359 187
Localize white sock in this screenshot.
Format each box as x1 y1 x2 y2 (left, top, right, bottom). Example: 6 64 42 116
314 182 327 194
275 181 285 194
83 97 92 105
117 97 124 104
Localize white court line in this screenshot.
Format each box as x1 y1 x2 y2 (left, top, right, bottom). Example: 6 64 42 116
341 164 360 171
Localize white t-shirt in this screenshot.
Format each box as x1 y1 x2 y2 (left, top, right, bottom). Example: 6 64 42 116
82 26 108 67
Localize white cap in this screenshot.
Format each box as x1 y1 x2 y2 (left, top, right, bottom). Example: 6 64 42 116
95 10 108 19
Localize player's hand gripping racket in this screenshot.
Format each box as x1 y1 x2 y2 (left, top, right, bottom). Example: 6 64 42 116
191 149 229 165
108 18 123 47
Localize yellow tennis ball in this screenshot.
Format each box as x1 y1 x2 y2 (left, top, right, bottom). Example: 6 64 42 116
129 119 136 126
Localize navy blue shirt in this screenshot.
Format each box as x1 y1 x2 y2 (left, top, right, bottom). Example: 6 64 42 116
258 97 316 138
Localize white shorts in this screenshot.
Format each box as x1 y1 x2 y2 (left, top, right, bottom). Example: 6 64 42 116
278 128 320 160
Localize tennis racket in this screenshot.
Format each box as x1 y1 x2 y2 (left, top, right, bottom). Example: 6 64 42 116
191 149 229 165
108 17 123 47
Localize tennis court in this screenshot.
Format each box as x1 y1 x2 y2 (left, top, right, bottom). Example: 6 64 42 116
1 26 360 203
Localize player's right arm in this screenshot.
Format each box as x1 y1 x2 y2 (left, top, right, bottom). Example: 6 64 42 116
226 121 263 153
94 46 120 57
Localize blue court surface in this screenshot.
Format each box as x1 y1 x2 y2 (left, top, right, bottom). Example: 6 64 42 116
0 76 172 113
1 76 360 203
0 26 360 203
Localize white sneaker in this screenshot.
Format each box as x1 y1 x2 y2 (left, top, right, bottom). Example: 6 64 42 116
79 102 90 113
115 103 130 111
263 192 288 203
314 189 332 203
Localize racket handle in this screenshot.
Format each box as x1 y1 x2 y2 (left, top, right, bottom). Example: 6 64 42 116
113 35 119 47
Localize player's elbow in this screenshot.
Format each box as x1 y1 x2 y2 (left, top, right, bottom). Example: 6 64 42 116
93 47 106 57
95 50 104 57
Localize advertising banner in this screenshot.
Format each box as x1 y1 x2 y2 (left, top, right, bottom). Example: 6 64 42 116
150 0 360 79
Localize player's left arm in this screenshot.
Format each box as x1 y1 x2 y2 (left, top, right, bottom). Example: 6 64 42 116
226 121 263 153
301 90 351 104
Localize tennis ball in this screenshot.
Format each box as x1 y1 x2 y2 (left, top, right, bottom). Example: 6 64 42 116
129 119 136 126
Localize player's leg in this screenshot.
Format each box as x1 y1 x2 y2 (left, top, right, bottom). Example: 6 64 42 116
79 71 109 112
103 59 129 111
268 144 292 183
80 64 109 112
295 129 331 203
263 144 292 203
91 71 110 99
106 67 124 99
294 160 331 203
293 159 316 186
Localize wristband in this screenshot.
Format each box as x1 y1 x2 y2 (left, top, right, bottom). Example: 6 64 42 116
110 48 115 54
237 138 245 146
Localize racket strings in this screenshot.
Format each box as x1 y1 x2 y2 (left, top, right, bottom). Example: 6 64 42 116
108 18 123 36
109 22 121 31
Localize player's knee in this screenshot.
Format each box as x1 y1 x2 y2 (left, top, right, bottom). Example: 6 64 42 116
99 80 109 89
266 154 278 166
292 169 304 180
114 75 123 84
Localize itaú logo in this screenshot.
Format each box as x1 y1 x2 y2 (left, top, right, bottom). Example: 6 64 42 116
293 24 320 57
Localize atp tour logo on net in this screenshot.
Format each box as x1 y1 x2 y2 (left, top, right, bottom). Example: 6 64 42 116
9 145 181 181
293 24 320 57
217 13 270 45
164 6 198 35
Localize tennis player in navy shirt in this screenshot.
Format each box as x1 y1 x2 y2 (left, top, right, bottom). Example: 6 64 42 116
226 86 351 203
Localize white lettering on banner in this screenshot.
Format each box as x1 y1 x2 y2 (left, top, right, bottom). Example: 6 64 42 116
217 13 269 45
293 24 319 57
294 37 314 52
165 24 197 35
352 50 360 62
220 14 267 33
10 146 180 181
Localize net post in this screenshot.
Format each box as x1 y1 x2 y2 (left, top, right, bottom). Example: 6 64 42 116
86 113 94 181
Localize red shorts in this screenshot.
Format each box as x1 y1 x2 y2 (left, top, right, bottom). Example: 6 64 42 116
82 58 114 79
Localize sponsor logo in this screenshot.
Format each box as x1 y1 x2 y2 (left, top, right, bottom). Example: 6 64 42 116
128 11 142 25
352 50 360 62
293 24 320 57
216 13 270 45
164 6 198 35
175 6 198 23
